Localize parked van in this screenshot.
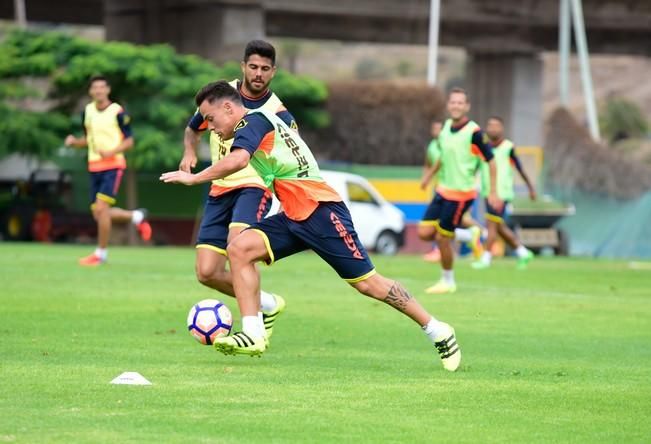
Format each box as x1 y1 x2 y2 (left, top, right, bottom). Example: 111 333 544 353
269 170 405 255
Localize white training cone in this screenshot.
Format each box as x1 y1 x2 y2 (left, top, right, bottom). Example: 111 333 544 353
110 372 152 385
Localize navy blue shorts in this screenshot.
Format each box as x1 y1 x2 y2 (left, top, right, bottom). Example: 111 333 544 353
420 194 474 237
90 168 124 207
485 198 509 223
196 187 272 254
248 201 375 282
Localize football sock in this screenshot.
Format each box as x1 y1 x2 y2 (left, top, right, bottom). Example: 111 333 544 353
454 228 472 242
131 209 145 225
95 247 107 261
260 291 278 312
442 269 455 284
481 251 492 264
242 315 265 339
422 317 444 340
515 245 529 258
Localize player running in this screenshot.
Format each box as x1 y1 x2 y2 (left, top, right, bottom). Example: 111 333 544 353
472 116 536 270
418 88 501 294
179 41 292 340
161 81 462 372
64 75 152 266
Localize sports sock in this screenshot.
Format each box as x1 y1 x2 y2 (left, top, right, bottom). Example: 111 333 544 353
242 315 264 339
260 291 278 312
454 228 472 242
131 209 144 225
94 247 108 260
515 245 529 258
442 269 455 284
481 251 492 264
422 317 444 340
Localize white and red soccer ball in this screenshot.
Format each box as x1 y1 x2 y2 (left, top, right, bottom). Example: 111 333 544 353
187 299 233 345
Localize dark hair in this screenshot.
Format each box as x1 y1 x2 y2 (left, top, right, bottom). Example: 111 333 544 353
195 81 242 107
243 40 276 65
487 115 504 124
88 75 110 88
448 86 469 102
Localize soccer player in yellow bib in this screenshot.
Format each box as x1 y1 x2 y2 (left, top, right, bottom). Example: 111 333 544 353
179 41 292 340
418 88 502 294
64 76 152 266
160 81 462 372
472 116 536 270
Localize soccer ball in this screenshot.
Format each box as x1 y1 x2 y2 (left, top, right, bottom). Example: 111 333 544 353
187 299 233 345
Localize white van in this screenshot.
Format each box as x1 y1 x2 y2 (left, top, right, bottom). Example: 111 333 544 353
268 170 405 255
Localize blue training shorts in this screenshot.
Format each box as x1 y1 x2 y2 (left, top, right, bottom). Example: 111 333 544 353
247 201 376 283
485 198 509 224
90 168 124 207
196 187 272 255
420 194 474 237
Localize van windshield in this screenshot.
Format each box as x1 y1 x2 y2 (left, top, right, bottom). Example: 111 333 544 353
347 182 377 205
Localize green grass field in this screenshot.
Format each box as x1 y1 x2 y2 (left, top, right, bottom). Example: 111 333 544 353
1 243 650 443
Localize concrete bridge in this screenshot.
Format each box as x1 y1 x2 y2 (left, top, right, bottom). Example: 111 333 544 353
2 0 650 144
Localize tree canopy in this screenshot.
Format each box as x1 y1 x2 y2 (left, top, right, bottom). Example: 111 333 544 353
0 29 328 169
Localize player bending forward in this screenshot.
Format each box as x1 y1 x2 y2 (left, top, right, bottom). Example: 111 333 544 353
161 81 461 371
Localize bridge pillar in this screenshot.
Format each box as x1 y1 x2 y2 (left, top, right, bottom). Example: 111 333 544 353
104 0 264 64
466 52 543 146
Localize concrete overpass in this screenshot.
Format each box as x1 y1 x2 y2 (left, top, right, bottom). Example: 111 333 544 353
2 0 650 145
3 1 649 54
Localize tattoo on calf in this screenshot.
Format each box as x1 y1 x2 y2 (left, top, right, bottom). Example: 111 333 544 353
384 282 412 311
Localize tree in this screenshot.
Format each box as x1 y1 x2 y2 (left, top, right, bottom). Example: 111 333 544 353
0 28 329 169
599 96 648 144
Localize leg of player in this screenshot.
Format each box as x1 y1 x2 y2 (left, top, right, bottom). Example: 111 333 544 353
96 200 111 251
212 230 270 356
227 226 282 321
195 226 285 339
108 207 152 241
417 224 437 242
473 220 498 269
350 273 461 372
195 248 233 294
497 223 533 269
79 199 111 266
425 231 457 294
454 226 483 260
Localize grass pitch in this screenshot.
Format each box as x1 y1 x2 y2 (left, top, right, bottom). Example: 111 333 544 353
1 243 650 443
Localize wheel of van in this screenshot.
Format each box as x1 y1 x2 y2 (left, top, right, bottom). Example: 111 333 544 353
375 230 400 255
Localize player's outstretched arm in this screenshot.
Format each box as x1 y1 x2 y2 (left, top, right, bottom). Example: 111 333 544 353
160 148 250 186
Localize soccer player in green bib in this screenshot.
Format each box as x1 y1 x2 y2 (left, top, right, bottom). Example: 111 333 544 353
418 88 501 294
472 116 536 270
161 81 462 372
